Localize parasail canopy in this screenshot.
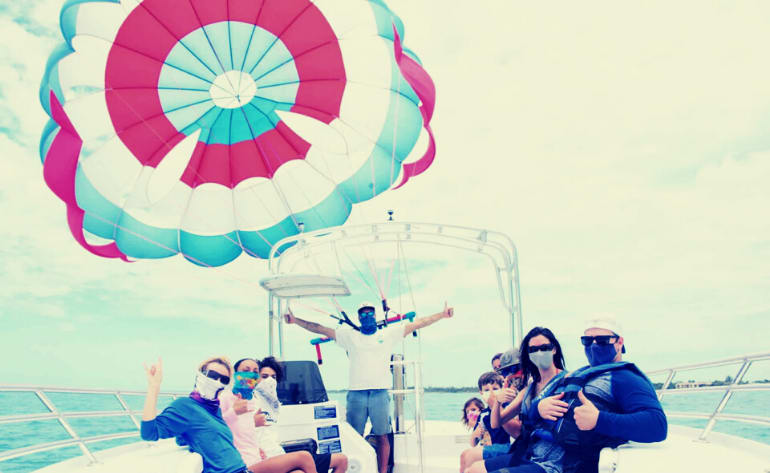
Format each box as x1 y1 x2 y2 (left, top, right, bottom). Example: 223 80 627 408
40 0 436 267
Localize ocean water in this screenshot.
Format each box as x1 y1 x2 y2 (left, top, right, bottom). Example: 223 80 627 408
1 390 768 473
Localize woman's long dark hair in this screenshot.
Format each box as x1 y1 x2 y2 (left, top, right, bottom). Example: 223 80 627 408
519 327 566 385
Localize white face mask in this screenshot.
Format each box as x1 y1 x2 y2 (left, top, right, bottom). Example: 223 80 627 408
255 376 281 411
194 372 227 400
258 376 278 398
530 350 554 371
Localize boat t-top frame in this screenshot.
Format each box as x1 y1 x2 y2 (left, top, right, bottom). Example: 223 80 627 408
262 220 523 358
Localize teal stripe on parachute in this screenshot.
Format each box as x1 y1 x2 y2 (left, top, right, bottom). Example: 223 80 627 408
75 159 352 265
336 0 423 203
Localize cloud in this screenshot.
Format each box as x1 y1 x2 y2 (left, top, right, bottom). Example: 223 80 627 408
1 0 769 390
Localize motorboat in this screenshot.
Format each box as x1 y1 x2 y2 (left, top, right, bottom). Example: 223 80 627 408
1 222 768 473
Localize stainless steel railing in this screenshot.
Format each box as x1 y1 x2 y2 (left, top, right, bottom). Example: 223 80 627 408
389 358 425 473
0 385 185 465
648 351 770 441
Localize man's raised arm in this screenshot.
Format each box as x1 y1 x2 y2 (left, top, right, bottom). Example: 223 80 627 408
284 310 336 339
403 302 453 337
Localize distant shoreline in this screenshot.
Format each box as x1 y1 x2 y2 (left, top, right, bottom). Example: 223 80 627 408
328 386 479 393
326 378 770 393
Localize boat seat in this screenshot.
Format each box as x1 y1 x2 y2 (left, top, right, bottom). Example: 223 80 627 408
281 438 318 454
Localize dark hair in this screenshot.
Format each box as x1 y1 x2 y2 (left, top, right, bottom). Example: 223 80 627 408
477 371 504 391
491 352 503 366
461 397 484 427
259 356 284 383
519 327 566 385
233 358 258 372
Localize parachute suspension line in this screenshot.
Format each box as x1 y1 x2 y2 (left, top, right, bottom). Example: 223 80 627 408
398 238 418 312
80 209 263 289
340 245 380 299
304 248 346 318
362 245 385 300
384 245 399 303
288 299 331 316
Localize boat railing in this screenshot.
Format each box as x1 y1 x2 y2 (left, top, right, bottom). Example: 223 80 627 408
647 351 770 441
390 357 425 473
0 385 186 466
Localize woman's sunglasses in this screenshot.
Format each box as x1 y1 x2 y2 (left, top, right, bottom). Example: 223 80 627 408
202 369 230 385
527 343 554 353
580 335 618 347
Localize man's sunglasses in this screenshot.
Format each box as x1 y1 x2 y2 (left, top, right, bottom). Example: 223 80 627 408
528 343 554 353
580 335 618 347
202 369 230 385
499 364 521 377
359 310 375 317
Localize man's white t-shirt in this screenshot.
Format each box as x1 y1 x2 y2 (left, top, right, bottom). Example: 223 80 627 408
335 324 404 390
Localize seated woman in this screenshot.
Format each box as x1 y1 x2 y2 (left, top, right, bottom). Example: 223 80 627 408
465 327 567 473
250 356 348 473
141 356 318 473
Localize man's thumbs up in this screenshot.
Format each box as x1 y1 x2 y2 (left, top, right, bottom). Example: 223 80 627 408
574 390 599 431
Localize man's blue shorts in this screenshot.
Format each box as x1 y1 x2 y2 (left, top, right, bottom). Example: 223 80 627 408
483 443 511 459
346 389 392 436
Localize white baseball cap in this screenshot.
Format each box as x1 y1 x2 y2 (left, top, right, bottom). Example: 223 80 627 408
585 313 622 335
585 314 626 353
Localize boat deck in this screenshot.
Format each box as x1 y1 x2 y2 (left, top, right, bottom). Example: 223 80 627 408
30 422 770 473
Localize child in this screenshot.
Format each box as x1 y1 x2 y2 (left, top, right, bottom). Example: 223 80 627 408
462 397 484 432
459 372 513 472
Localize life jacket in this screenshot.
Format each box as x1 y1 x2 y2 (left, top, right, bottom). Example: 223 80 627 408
509 371 567 460
550 362 648 453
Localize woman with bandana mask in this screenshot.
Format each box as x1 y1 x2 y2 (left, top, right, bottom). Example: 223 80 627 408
465 327 568 473
141 357 318 473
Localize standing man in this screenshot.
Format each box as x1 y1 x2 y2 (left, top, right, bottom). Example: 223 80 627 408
285 302 454 473
535 315 667 473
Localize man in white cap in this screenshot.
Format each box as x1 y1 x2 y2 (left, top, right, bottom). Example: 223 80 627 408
285 301 453 473
533 315 667 473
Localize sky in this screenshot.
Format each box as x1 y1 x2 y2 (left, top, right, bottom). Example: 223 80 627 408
0 1 769 394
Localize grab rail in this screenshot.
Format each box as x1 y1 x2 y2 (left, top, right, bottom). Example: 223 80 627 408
389 358 425 473
648 351 770 441
0 386 185 465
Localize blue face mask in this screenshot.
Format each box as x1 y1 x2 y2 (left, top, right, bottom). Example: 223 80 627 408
359 314 378 335
584 343 618 367
232 371 259 400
